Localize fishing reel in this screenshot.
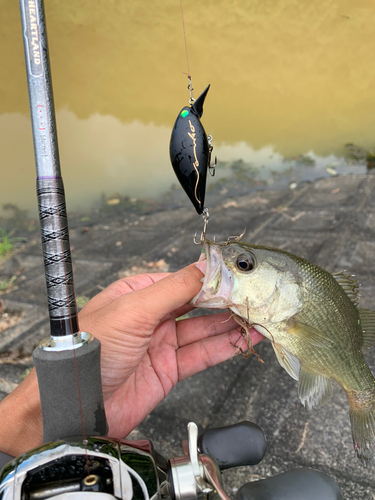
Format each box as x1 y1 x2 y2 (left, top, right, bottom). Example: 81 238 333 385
0 421 343 500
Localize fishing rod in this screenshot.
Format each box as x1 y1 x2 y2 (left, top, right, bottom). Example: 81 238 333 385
18 0 107 442
0 3 343 499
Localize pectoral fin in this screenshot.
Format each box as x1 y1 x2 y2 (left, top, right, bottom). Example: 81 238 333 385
286 319 333 349
359 308 375 349
272 343 300 381
298 366 332 409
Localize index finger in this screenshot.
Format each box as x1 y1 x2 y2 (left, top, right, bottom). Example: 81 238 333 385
124 263 204 324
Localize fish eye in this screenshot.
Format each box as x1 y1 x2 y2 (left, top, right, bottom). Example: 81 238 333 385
236 254 255 272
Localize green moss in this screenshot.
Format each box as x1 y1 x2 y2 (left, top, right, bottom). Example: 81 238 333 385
0 236 13 258
0 227 27 260
19 367 33 381
0 275 17 291
76 296 90 308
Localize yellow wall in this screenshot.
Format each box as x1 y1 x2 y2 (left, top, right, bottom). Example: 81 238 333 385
1 0 375 212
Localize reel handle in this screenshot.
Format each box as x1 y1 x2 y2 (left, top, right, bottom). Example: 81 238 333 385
198 421 267 471
235 468 343 500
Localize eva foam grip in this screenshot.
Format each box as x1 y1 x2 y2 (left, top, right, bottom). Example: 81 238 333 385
33 338 108 443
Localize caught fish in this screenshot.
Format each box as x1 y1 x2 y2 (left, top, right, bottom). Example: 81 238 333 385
191 239 375 462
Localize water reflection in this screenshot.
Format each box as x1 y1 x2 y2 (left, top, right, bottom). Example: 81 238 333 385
1 0 375 215
0 110 368 216
0 111 174 215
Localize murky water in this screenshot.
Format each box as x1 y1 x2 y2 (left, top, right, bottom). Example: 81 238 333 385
1 0 375 216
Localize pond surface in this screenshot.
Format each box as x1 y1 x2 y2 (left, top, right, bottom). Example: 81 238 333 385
1 0 375 216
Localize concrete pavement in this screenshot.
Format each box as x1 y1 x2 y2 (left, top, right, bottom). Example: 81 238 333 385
1 173 375 498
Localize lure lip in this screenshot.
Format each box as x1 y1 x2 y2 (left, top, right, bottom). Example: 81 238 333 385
191 84 210 118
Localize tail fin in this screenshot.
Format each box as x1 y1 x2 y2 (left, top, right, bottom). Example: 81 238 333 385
349 403 375 463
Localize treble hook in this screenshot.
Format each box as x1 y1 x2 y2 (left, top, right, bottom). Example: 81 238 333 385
207 135 216 177
193 208 209 245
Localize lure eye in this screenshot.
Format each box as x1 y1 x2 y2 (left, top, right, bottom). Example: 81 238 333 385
236 255 255 272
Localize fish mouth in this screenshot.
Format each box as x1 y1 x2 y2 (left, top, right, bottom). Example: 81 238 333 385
191 240 234 308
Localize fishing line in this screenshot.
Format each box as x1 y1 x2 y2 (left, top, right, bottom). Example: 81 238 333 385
179 0 201 206
179 0 192 95
170 1 216 243
39 36 91 480
72 346 90 476
40 94 90 474
37 26 90 474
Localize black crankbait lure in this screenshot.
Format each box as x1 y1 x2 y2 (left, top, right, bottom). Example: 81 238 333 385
169 84 215 215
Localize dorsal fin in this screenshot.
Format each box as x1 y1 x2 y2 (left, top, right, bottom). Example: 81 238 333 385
359 308 375 349
332 271 360 307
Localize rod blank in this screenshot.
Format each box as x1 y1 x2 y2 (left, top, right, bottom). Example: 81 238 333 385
19 0 79 337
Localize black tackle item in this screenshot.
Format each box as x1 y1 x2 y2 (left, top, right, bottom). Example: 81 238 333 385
33 338 108 443
198 421 267 470
235 468 343 500
169 85 211 214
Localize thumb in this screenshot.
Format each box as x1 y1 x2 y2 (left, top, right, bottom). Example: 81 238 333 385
130 263 204 323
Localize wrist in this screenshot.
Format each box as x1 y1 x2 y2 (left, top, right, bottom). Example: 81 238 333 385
0 369 42 457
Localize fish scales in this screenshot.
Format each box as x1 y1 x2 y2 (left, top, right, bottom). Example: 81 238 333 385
192 240 375 462
297 261 372 391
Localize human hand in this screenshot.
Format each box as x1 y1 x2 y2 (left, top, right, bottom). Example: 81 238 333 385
78 263 264 438
0 263 264 456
